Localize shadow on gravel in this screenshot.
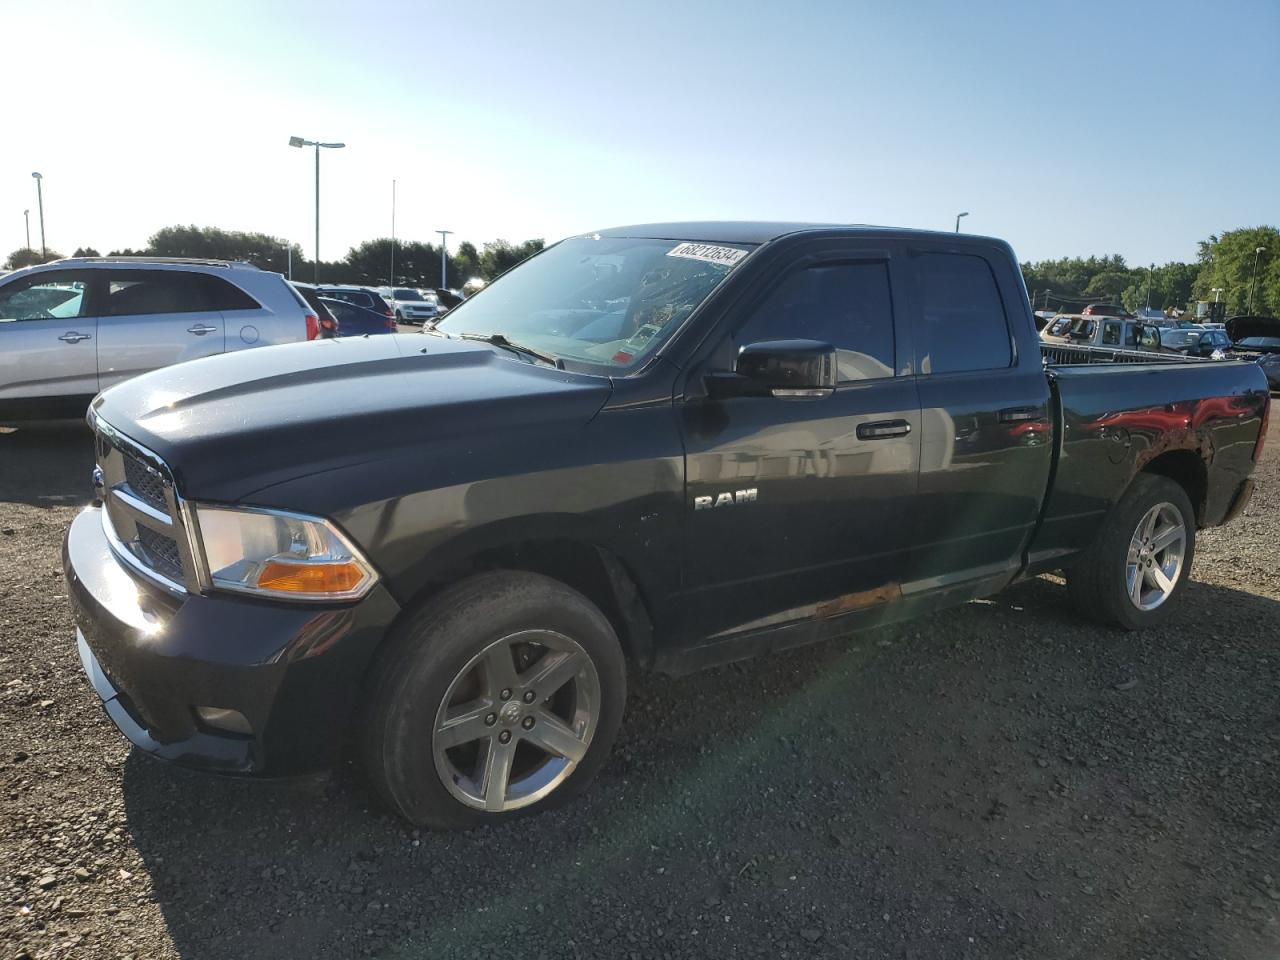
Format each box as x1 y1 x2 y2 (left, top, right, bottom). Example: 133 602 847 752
0 421 95 508
120 575 1280 960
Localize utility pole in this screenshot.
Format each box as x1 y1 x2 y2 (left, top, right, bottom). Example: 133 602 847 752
436 229 453 288
31 171 45 257
390 179 397 286
288 137 345 283
1247 246 1266 315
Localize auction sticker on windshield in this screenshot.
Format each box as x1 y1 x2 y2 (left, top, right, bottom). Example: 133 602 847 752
666 243 748 267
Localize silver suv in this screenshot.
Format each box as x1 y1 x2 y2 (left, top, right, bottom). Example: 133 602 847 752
0 257 316 420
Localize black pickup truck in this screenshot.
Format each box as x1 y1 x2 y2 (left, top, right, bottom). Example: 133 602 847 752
64 223 1269 828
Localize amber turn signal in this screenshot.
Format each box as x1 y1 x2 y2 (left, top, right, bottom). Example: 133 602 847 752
256 561 366 595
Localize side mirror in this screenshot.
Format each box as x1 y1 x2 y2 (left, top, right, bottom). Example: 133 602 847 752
705 339 838 399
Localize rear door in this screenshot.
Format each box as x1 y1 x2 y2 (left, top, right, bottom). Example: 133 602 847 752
677 241 921 644
96 269 226 390
904 245 1052 591
0 269 100 418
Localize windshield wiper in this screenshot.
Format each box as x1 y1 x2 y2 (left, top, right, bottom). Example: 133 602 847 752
459 332 563 369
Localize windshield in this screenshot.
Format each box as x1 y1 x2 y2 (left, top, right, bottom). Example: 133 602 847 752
435 236 752 371
394 288 424 300
1238 337 1280 348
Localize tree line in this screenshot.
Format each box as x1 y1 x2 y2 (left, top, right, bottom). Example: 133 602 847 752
1021 225 1277 318
5 223 1277 317
3 225 546 289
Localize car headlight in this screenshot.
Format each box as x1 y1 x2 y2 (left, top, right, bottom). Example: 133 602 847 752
193 505 376 601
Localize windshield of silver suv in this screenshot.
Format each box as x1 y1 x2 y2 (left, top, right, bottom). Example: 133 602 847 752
434 235 753 371
393 288 425 300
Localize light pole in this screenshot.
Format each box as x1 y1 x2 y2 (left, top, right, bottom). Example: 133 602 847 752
954 211 969 233
23 209 30 251
31 171 45 257
1145 263 1154 311
1247 246 1266 315
390 179 396 286
288 136 345 283
437 229 453 289
1211 287 1224 302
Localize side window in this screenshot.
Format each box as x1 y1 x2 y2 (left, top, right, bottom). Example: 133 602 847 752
201 275 259 311
1102 321 1121 345
915 253 1012 374
1138 327 1160 349
1123 324 1139 347
729 261 895 382
0 271 91 321
105 271 222 316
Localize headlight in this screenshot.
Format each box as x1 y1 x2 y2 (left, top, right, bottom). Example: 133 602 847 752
194 505 376 601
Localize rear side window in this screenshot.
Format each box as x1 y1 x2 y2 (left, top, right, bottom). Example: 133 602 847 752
202 275 259 311
322 289 373 309
731 261 895 382
103 270 258 315
914 253 1012 374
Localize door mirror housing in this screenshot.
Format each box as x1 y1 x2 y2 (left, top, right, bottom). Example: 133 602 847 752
705 339 838 399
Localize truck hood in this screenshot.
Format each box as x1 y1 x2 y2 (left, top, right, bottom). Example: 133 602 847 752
89 334 613 500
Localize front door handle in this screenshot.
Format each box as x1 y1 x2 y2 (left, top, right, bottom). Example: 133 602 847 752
998 406 1045 423
58 331 92 343
186 324 218 336
857 419 912 440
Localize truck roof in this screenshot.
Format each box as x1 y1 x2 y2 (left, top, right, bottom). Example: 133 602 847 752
593 221 1002 246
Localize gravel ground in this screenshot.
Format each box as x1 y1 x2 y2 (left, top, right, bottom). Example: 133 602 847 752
1 420 1278 960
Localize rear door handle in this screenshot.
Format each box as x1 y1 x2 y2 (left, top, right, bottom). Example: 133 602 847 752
187 324 218 336
857 419 912 440
58 331 92 343
998 406 1044 423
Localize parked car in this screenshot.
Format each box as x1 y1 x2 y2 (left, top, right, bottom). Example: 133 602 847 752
319 297 397 336
1040 313 1164 352
65 222 1269 829
316 285 395 321
1082 303 1134 319
1160 325 1232 359
377 287 440 325
290 283 339 338
1256 354 1280 390
0 257 318 420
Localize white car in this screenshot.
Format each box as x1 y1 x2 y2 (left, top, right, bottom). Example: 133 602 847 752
0 257 316 421
378 287 440 324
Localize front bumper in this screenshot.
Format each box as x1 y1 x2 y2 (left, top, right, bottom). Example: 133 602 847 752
64 506 401 775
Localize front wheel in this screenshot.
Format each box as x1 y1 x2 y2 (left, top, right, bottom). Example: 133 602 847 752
361 572 626 829
1066 473 1196 630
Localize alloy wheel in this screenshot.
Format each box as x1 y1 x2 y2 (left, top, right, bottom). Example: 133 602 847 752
432 630 600 812
1125 501 1187 611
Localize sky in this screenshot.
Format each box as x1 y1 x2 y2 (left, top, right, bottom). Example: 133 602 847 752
2 0 1277 267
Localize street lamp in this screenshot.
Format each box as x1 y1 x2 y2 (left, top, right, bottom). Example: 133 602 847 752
1246 246 1266 315
954 211 969 233
288 136 345 283
1211 287 1224 302
1145 263 1154 311
436 229 453 289
23 209 30 251
30 171 45 257
390 179 397 286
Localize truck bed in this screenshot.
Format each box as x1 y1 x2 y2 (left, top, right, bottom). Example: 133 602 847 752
1027 355 1268 571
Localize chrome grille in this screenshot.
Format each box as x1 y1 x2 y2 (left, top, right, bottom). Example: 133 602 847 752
136 526 184 583
123 454 168 510
93 418 197 594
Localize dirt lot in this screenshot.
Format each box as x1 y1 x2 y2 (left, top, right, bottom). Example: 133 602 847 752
2 421 1278 960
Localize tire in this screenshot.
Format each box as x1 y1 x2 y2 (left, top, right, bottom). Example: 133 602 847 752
361 571 627 829
394 310 403 322
1066 473 1196 630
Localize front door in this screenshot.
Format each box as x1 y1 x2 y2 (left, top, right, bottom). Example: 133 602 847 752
0 269 100 419
96 269 226 391
676 244 921 647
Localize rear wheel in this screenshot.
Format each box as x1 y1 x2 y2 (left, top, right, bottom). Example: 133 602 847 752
361 571 626 829
1066 473 1195 630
